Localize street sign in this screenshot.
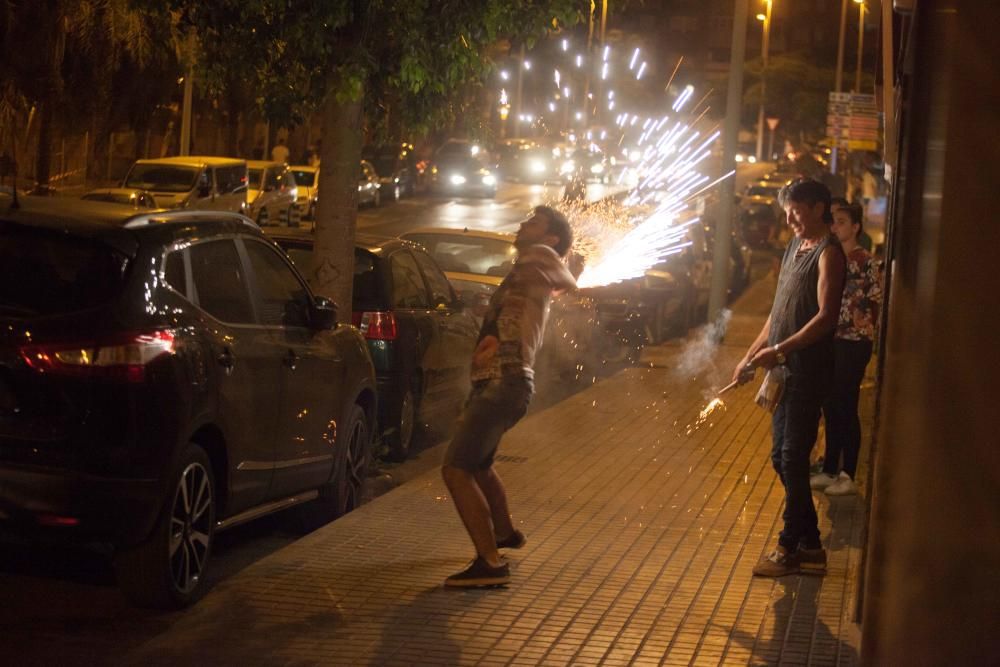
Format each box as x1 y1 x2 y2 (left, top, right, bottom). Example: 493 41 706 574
827 90 881 152
766 117 780 130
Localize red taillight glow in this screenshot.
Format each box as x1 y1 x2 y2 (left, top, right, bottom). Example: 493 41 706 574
20 330 176 383
36 514 80 527
352 311 397 340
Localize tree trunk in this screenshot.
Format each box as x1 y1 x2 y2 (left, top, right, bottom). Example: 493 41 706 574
88 118 112 187
308 71 364 314
34 100 53 187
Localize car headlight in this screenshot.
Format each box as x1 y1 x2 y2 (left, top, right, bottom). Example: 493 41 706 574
529 159 546 173
288 187 298 199
559 160 576 175
735 154 745 163
748 155 757 164
450 174 467 185
482 173 496 186
590 163 605 174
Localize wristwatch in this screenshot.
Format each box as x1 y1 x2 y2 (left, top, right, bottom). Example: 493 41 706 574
773 343 787 365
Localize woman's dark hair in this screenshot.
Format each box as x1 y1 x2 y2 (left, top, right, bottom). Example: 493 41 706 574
779 178 833 224
535 205 573 257
831 198 864 234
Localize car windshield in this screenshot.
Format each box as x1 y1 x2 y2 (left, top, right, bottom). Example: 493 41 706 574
124 164 199 193
0 226 129 316
403 234 516 277
289 170 315 187
371 155 398 176
747 185 780 198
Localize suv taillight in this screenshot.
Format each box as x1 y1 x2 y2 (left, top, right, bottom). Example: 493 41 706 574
352 311 398 340
19 330 176 383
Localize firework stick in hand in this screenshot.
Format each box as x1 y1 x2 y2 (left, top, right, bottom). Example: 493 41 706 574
717 380 740 396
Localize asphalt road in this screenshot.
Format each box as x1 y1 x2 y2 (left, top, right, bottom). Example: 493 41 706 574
0 161 775 640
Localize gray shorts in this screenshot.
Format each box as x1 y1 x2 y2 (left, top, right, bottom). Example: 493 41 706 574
443 376 533 471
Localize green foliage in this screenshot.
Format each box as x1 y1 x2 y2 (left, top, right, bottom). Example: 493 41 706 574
163 0 584 140
741 53 857 140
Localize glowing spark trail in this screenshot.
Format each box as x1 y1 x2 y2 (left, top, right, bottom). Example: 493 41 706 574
537 44 735 291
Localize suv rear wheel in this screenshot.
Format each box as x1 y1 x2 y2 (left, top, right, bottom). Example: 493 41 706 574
386 388 417 461
333 404 371 514
115 443 216 609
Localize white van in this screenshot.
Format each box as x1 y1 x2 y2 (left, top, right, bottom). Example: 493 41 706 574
122 156 248 213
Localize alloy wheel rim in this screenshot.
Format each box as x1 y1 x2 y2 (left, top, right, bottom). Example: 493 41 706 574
343 417 368 510
168 462 212 595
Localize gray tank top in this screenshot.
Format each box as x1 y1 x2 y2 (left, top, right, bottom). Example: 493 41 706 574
768 235 840 376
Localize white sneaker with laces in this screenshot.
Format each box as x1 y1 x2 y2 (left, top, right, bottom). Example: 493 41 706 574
810 472 838 490
825 471 858 496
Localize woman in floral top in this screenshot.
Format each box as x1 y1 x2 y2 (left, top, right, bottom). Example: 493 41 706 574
811 201 882 496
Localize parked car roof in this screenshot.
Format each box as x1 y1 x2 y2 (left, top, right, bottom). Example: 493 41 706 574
132 156 245 167
263 227 422 256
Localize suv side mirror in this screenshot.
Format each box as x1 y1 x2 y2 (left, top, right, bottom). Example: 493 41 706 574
309 296 338 330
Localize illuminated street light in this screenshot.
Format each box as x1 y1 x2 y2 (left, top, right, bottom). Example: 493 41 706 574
575 54 583 68
756 0 773 161
523 60 532 70
500 70 510 81
561 39 569 51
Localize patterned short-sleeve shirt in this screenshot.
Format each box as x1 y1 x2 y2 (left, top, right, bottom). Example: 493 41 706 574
836 246 882 342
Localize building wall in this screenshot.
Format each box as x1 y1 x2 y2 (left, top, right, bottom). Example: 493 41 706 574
861 0 1000 662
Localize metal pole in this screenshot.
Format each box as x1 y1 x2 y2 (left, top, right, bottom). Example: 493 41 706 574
179 68 193 156
855 0 865 92
514 44 525 139
708 0 748 329
831 0 849 174
755 0 772 162
600 0 607 46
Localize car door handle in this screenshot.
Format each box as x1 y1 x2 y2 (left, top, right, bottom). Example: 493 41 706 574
283 349 299 370
217 348 236 374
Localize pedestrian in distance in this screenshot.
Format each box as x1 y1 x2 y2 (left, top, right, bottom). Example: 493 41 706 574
271 138 290 165
441 206 577 588
811 201 882 496
733 177 846 578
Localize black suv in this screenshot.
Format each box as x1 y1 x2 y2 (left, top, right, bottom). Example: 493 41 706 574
0 195 376 608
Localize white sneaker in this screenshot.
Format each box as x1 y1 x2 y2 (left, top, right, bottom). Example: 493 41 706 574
825 472 858 496
810 472 838 490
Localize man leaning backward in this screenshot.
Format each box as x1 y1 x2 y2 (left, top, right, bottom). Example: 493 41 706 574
441 206 576 587
734 178 846 577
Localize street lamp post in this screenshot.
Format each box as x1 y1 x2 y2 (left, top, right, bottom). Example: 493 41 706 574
855 0 865 92
754 0 773 162
831 0 850 174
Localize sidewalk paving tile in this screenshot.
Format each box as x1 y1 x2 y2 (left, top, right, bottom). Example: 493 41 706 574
99 274 868 666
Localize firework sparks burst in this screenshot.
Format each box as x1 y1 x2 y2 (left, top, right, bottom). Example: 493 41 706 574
531 44 734 290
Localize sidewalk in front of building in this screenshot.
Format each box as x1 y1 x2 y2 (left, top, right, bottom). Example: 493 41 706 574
30 272 868 666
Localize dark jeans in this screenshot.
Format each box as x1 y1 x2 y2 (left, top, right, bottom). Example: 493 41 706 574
822 338 873 478
771 374 827 550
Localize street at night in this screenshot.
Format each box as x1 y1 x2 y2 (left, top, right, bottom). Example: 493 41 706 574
1 1 997 665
